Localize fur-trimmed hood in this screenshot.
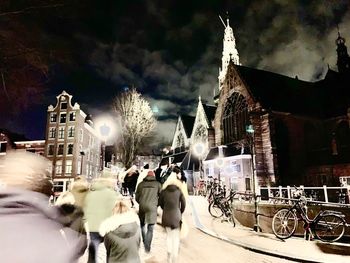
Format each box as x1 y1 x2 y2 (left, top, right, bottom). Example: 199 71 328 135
99 211 140 237
162 172 188 198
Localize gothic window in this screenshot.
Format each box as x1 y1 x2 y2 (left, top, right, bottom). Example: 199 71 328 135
222 92 249 144
175 133 185 149
335 121 350 157
194 124 207 142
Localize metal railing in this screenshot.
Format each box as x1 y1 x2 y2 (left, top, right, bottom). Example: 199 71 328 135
258 185 350 205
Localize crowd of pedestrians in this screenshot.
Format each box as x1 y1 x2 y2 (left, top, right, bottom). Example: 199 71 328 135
0 151 189 263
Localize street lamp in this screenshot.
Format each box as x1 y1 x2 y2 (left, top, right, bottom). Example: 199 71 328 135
246 123 261 232
79 151 85 175
99 123 111 171
193 142 207 193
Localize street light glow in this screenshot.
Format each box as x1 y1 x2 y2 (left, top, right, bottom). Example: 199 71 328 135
193 142 206 157
94 115 117 143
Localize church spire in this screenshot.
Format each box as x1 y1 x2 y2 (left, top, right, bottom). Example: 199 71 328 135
336 27 350 73
218 13 240 90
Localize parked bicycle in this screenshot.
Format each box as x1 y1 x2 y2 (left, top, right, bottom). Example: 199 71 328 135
208 188 237 227
272 187 347 242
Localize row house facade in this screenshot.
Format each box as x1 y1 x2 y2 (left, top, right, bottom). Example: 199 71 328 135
44 91 101 194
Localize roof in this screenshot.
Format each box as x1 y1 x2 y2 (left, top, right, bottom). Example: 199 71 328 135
159 151 188 166
204 144 251 161
180 115 195 138
180 151 200 171
233 64 350 118
202 104 217 125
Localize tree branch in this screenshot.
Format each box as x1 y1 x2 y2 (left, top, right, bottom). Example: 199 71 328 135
0 3 66 17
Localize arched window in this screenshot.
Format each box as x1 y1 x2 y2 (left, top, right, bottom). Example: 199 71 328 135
222 92 249 144
335 121 350 157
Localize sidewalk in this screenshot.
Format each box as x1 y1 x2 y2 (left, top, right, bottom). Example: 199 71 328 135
189 196 350 263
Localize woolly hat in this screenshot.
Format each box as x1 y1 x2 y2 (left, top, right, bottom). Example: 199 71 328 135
147 170 155 177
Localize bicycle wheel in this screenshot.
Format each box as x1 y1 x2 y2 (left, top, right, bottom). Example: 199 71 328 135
314 214 345 242
208 201 223 218
272 209 297 239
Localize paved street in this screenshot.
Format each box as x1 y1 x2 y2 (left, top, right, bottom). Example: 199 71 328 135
80 196 296 263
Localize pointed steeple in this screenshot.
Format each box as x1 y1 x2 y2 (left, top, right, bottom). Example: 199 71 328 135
336 27 350 73
218 13 240 89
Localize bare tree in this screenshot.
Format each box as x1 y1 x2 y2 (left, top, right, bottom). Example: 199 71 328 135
113 88 157 168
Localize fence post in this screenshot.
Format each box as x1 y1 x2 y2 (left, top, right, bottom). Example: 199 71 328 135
279 185 282 198
267 185 271 202
287 186 291 204
323 185 328 203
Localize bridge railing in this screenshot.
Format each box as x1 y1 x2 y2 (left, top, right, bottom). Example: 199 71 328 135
258 185 350 205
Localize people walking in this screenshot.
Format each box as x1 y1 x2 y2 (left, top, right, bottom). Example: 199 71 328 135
84 177 120 263
0 151 87 263
135 163 150 190
158 166 186 263
135 170 161 254
99 200 141 263
124 165 139 208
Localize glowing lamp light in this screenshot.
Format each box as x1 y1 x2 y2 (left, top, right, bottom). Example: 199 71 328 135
246 124 254 134
216 158 225 168
193 142 206 157
152 105 159 113
99 123 111 138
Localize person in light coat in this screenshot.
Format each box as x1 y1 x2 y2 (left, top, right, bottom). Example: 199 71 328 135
99 200 141 263
84 177 120 263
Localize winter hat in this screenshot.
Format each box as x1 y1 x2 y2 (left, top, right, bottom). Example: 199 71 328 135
143 163 149 169
147 170 155 177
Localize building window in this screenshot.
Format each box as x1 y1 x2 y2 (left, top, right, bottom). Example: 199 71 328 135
57 144 64 155
61 102 67 110
50 113 57 123
56 161 62 175
80 129 83 142
58 127 65 139
0 141 7 154
60 113 67 123
69 112 76 121
53 181 64 192
88 135 92 147
65 160 72 174
48 144 54 156
49 127 56 139
222 92 249 144
67 144 74 155
68 126 75 138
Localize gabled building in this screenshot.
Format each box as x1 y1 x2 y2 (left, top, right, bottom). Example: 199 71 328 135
44 91 102 194
171 115 195 153
210 29 350 191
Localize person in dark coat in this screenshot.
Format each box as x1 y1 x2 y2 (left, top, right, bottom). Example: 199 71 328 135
124 165 139 207
158 175 186 263
99 200 141 263
135 170 161 253
0 151 87 263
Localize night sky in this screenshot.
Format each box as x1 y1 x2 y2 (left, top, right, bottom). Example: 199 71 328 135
1 0 350 147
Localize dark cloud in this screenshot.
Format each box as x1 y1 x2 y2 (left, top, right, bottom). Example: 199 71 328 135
1 0 350 145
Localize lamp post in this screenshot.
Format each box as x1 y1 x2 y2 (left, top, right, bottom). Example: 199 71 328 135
99 123 111 171
79 151 85 175
193 142 207 194
246 123 261 232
